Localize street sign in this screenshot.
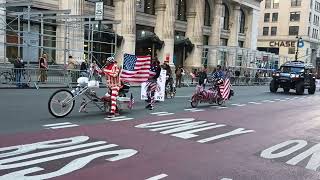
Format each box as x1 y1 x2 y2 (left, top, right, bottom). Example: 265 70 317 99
95 1 104 21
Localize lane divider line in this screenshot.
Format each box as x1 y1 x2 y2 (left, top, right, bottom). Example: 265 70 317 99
248 102 262 105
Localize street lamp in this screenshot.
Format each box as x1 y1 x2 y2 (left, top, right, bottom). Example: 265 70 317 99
295 36 302 61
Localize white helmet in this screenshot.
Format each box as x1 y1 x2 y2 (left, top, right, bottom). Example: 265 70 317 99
107 56 115 63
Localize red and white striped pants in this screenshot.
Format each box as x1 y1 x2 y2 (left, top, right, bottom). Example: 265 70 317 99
110 86 120 114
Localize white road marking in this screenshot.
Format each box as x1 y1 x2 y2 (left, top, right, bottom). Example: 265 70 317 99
279 99 287 101
231 103 246 107
285 98 291 100
221 178 233 180
274 99 281 101
262 100 275 103
216 106 228 109
104 116 134 122
43 122 79 129
151 112 175 116
184 108 205 112
175 95 191 98
248 102 261 105
145 174 168 180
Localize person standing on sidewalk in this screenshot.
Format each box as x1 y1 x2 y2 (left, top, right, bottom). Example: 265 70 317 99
38 56 48 83
67 55 78 82
13 57 23 87
198 67 208 88
175 66 184 88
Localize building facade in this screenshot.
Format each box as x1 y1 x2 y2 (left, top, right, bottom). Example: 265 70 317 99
258 0 320 66
1 0 262 70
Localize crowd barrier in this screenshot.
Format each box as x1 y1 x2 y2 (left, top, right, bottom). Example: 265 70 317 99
0 66 272 88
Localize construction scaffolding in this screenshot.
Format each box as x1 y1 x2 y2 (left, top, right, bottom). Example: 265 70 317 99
201 45 295 75
0 0 120 67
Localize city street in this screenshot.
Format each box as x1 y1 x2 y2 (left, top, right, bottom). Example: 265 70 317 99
1 86 320 179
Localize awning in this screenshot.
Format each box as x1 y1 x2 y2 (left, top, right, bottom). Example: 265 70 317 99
136 30 164 49
174 37 194 53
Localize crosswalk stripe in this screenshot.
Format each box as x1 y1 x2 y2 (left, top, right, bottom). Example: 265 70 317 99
104 116 134 122
151 112 170 115
156 113 175 116
262 100 275 103
49 124 79 129
184 108 205 112
231 104 246 107
145 174 168 180
248 102 261 105
43 122 72 127
216 106 228 109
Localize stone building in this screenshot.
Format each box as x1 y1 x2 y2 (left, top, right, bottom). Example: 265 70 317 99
1 0 262 70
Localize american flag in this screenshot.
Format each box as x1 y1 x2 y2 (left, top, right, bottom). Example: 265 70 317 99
120 54 153 83
128 93 134 109
219 78 231 100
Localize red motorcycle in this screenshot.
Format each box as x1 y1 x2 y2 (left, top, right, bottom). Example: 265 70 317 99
190 78 232 108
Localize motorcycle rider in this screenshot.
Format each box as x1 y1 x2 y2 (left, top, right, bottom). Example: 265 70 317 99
162 59 174 96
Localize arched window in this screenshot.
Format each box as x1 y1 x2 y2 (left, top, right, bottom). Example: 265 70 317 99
204 0 211 26
136 0 155 15
103 0 113 6
239 9 246 33
222 3 229 30
176 0 187 21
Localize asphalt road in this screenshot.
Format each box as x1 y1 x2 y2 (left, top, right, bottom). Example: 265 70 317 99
0 86 320 180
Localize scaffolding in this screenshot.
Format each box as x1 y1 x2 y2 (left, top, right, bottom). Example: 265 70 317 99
0 0 120 67
200 45 295 74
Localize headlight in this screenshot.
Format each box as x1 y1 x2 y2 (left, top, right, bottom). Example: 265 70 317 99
290 74 299 78
276 73 280 76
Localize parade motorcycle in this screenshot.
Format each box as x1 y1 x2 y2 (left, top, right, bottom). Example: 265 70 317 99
190 78 233 108
48 69 133 118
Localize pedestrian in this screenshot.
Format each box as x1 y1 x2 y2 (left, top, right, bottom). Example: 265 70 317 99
162 59 173 93
42 54 48 82
146 58 161 110
67 55 78 82
96 57 121 118
38 56 48 83
235 69 240 85
198 67 208 88
80 61 88 77
13 57 23 87
191 69 198 85
175 66 184 88
244 70 250 85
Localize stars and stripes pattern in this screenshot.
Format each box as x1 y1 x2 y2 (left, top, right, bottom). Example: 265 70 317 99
120 54 153 83
219 78 231 100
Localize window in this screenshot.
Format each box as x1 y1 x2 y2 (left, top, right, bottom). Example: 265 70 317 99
273 0 279 8
103 0 113 6
238 41 244 47
314 15 319 25
265 0 271 8
136 0 155 15
315 1 320 12
204 0 211 26
311 0 313 9
290 12 300 21
222 3 229 30
239 9 245 33
144 0 155 15
263 27 269 36
220 38 228 46
289 26 299 35
176 0 187 21
288 48 296 54
309 12 312 22
291 0 301 7
272 13 278 22
308 26 310 36
312 28 319 38
271 27 277 36
264 13 270 22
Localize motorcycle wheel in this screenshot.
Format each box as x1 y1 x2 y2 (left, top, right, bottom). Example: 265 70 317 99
217 98 224 106
48 89 75 118
190 96 199 108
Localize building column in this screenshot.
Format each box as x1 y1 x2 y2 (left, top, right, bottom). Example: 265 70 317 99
228 3 241 47
56 0 84 64
245 8 259 50
154 0 175 65
114 0 136 66
208 0 223 68
0 0 6 63
185 0 204 70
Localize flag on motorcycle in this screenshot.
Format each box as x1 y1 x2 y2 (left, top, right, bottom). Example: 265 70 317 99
128 93 134 109
120 54 153 83
219 78 231 100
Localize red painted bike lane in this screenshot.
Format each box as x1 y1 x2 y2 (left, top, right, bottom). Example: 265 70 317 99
1 99 320 180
